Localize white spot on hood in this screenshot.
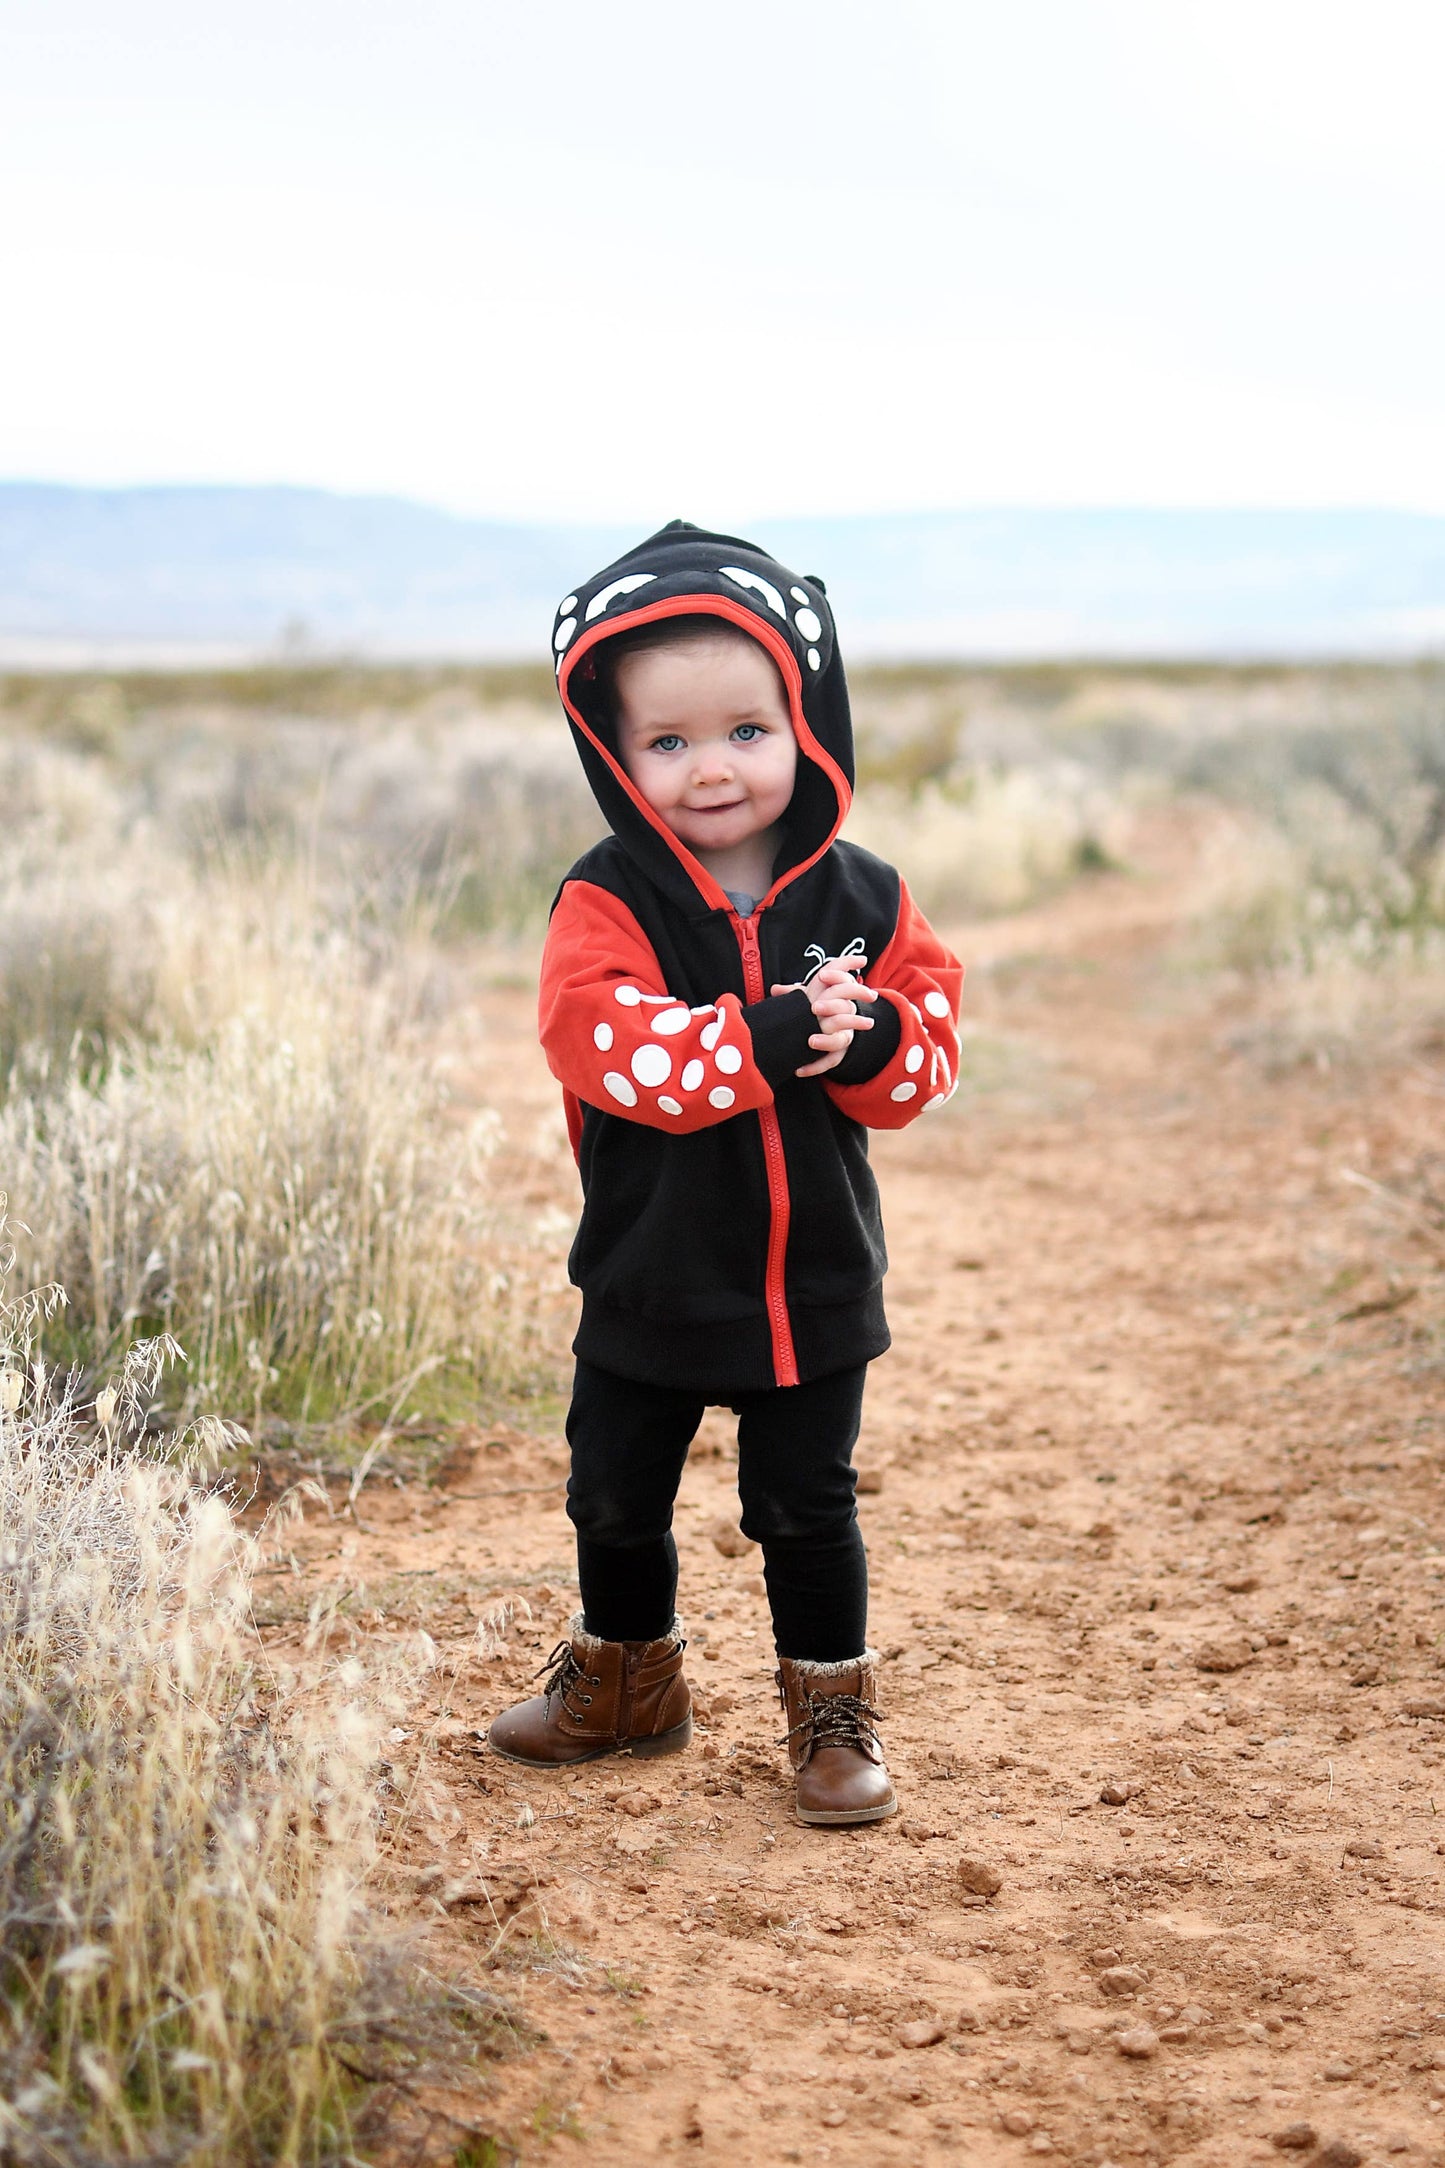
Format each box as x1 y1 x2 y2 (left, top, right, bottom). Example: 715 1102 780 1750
585 573 657 621
719 566 786 618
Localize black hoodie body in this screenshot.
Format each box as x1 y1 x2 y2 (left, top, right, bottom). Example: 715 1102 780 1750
542 521 963 1394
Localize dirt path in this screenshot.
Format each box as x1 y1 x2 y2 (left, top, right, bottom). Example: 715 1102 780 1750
265 836 1445 2168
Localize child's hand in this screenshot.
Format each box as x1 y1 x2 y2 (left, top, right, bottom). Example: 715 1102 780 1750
772 954 878 1078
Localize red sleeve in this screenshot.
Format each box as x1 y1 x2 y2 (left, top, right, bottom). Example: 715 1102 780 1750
824 880 964 1129
539 880 776 1135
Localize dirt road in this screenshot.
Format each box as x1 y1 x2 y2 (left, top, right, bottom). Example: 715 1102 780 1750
265 836 1445 2166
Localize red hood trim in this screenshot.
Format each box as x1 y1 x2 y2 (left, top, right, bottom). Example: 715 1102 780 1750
558 594 853 916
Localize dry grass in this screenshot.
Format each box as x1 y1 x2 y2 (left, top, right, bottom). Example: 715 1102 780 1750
0 857 511 1427
0 714 566 1426
1 683 603 959
1186 681 1445 1068
849 763 1135 919
1204 848 1445 1073
0 1263 402 2165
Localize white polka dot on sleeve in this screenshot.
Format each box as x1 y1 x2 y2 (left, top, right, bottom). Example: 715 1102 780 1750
680 1060 704 1092
708 1085 736 1110
593 1021 614 1052
923 990 951 1019
714 1044 743 1075
604 1071 638 1106
631 1044 671 1088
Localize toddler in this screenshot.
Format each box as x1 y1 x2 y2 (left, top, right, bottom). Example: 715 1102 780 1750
488 521 962 1825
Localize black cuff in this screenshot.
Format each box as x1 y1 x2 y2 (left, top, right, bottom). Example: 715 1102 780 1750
741 989 818 1086
828 994 902 1084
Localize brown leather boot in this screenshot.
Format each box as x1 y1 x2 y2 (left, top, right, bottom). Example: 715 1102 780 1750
488 1615 692 1768
776 1653 897 1826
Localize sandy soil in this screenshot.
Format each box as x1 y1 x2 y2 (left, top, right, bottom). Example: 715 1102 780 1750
260 829 1445 2167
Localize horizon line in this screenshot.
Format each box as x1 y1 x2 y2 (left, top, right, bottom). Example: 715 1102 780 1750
5 479 1445 526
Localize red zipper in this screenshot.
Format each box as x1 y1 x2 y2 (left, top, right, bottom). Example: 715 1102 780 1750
732 913 799 1388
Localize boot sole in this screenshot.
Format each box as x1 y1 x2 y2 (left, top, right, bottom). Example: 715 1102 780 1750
489 1713 693 1770
796 1794 899 1827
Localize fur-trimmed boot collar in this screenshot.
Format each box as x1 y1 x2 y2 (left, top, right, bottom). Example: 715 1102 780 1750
567 1612 684 1653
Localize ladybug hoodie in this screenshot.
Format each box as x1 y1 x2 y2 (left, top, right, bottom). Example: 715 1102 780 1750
542 520 963 1395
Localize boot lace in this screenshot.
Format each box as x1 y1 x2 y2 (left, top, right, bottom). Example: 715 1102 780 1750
781 1689 882 1755
535 1640 598 1719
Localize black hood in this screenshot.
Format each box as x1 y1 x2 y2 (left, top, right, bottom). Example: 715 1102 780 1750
553 519 854 918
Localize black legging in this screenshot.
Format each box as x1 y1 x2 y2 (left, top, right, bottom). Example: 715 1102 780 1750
565 1358 870 1662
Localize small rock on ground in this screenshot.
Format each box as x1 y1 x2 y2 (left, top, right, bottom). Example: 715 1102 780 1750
1194 1635 1254 1673
708 1518 755 1557
897 2019 946 2049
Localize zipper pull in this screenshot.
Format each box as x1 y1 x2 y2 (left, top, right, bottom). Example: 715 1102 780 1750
734 914 763 1000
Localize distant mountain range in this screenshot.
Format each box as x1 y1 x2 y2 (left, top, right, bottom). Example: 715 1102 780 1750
2 484 1443 662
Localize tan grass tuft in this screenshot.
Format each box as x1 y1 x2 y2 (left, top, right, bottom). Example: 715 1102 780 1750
0 858 512 1423
0 1258 391 2163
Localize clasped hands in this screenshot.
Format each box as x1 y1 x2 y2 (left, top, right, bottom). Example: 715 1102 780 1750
771 953 878 1079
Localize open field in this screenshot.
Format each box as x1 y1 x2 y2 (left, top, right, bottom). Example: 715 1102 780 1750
2 664 1444 2165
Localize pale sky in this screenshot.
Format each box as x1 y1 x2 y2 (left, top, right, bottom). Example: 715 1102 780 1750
4 1 1444 522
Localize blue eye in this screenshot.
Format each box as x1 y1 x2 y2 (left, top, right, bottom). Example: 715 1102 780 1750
733 723 763 741
650 733 685 753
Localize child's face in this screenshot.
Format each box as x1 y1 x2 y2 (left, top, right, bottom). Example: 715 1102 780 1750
613 634 798 863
